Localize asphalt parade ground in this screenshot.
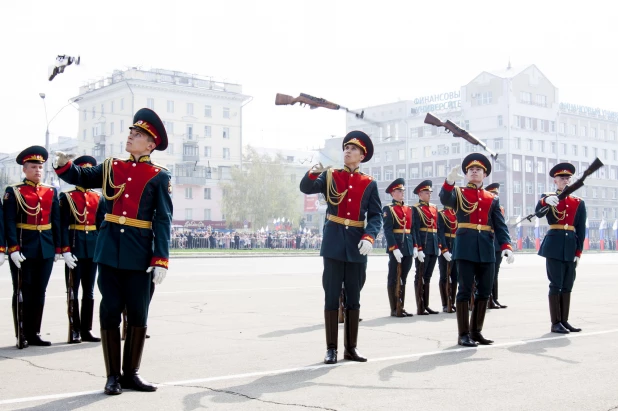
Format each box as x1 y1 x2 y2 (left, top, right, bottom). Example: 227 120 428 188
0 253 617 411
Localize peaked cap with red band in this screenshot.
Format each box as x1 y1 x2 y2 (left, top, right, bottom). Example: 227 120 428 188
74 155 97 168
485 182 500 194
342 130 373 163
462 153 492 176
130 108 168 151
16 145 48 165
386 177 406 194
549 162 575 177
413 179 433 195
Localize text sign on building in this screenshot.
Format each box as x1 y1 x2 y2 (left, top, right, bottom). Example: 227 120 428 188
412 91 461 114
560 103 618 123
304 194 320 212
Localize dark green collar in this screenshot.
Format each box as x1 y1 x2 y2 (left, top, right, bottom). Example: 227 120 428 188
128 154 151 163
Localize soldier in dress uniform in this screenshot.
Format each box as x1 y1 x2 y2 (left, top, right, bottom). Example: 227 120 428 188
440 154 514 347
437 205 458 313
300 130 382 365
412 180 440 315
535 163 586 334
54 108 172 395
59 156 106 343
382 178 418 317
4 146 62 348
485 183 508 309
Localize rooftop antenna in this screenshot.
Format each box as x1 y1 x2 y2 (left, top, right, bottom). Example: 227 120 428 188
507 59 512 70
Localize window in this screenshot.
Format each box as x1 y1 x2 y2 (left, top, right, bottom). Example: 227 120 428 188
398 149 405 161
409 148 418 159
537 183 544 194
204 105 212 117
92 107 95 119
120 120 125 132
185 208 192 220
514 137 521 149
385 151 392 162
204 188 211 199
83 109 87 120
204 146 211 157
583 146 588 157
147 98 154 109
614 150 617 161
223 127 230 139
186 124 193 139
437 164 445 177
424 146 432 157
110 122 115 135
167 100 174 113
463 120 470 130
477 91 492 105
423 165 433 178
204 125 212 137
602 188 606 199
495 161 503 172
187 103 194 115
569 125 576 135
520 91 532 103
550 121 555 132
110 101 115 113
536 94 547 107
537 140 545 152
223 147 230 159
591 128 597 138
513 180 521 193
526 139 533 151
525 160 533 173
592 188 597 198
497 115 503 127
572 145 578 156
580 126 587 137
374 153 380 163
513 159 521 172
561 143 567 155
526 182 533 194
550 141 556 154
410 127 419 138
526 206 534 216
593 147 598 157
451 143 460 154
513 206 522 216
559 123 565 134
82 129 86 140
525 117 532 129
494 139 503 150
185 187 193 199
373 170 382 181
537 161 545 174
600 129 606 139
409 167 419 179
120 98 124 111
397 168 406 178
223 107 230 118
610 131 616 141
603 149 608 160
168 144 174 155
101 104 105 116
385 169 393 180
204 209 211 220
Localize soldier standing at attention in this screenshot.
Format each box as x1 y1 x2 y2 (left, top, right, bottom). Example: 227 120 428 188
54 108 172 395
59 156 106 343
535 163 586 334
382 178 418 317
4 146 62 348
485 183 509 309
412 180 440 315
440 153 514 347
437 205 458 313
300 130 382 365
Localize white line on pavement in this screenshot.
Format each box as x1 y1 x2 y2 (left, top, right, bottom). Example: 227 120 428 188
1 328 616 406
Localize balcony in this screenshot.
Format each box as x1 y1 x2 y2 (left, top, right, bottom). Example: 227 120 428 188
175 176 206 185
94 134 106 144
182 142 199 162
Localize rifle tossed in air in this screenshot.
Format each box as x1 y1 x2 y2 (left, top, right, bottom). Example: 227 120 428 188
522 157 604 222
424 112 498 159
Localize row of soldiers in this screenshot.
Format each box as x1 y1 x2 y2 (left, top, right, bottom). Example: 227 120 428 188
301 130 586 364
4 107 173 396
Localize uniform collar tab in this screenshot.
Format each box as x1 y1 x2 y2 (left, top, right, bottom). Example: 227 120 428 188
23 179 41 187
343 165 360 173
128 154 151 163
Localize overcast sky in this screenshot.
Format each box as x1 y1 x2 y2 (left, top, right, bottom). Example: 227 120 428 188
1 0 617 156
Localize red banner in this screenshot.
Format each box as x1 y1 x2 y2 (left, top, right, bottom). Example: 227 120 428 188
304 194 319 212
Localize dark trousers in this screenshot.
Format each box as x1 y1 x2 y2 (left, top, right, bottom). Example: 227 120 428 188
438 254 458 285
456 259 495 302
546 258 576 296
10 257 54 306
323 257 366 311
414 254 438 283
65 258 97 300
97 264 152 329
386 253 414 287
494 251 503 284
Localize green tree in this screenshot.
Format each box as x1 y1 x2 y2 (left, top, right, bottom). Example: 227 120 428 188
220 146 301 230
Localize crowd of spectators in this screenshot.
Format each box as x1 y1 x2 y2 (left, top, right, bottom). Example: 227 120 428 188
170 229 324 250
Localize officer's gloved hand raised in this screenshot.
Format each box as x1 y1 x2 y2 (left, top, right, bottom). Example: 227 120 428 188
544 195 560 206
417 249 426 263
501 249 515 264
310 162 331 175
62 252 78 269
0 253 5 267
358 239 373 256
392 249 403 263
10 252 25 268
147 266 167 285
442 251 452 262
53 151 76 168
446 166 463 185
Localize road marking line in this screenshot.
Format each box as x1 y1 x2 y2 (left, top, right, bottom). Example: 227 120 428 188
1 328 616 405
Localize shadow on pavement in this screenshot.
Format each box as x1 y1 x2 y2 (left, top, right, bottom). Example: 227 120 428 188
13 392 107 411
0 341 100 362
507 333 577 364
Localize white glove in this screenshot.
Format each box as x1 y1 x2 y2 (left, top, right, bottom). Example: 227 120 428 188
417 250 426 263
10 252 26 268
62 252 78 269
147 266 167 285
392 248 403 263
501 249 515 264
54 253 61 262
53 151 76 168
310 162 331 175
574 256 580 268
446 166 463 185
358 239 373 256
0 253 4 267
443 251 452 262
545 195 559 206
413 247 419 259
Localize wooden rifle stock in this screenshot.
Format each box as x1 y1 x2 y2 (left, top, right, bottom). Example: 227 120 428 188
16 268 26 349
395 263 403 317
424 112 498 159
67 267 75 343
275 93 340 110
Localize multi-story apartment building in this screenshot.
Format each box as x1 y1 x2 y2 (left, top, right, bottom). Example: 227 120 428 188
345 64 618 241
73 68 251 228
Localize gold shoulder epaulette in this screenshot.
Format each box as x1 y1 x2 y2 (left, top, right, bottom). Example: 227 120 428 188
150 162 169 171
413 202 420 207
543 192 556 196
9 182 24 187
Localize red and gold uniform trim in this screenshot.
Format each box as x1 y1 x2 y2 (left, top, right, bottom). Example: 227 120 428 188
465 160 487 171
151 257 169 269
8 245 19 253
23 154 46 163
133 120 161 146
361 234 374 244
346 138 367 154
62 246 71 253
0 246 6 253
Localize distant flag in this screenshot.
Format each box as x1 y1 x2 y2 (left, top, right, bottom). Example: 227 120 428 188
584 218 590 250
599 219 606 251
534 217 540 251
265 225 269 232
613 220 618 244
516 216 523 250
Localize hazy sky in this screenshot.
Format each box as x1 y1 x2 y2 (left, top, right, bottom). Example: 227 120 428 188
2 0 617 156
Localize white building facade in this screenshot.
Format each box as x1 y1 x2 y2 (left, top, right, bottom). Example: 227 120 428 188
73 68 251 229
